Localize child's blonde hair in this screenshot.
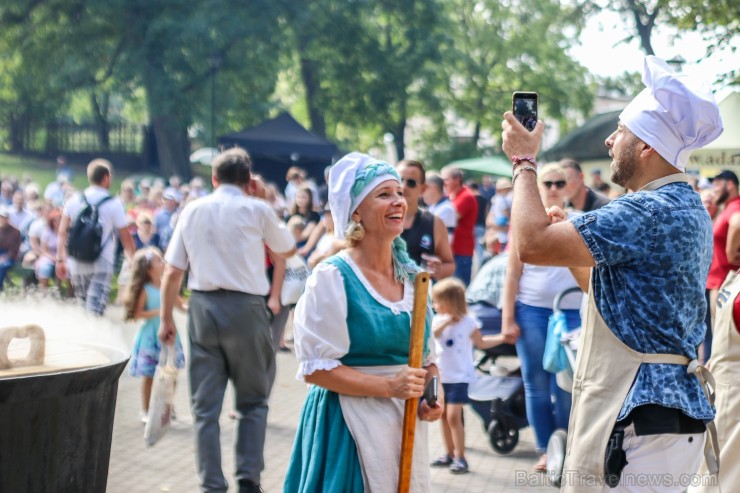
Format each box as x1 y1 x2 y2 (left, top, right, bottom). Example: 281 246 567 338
287 215 305 231
123 246 162 321
432 277 468 318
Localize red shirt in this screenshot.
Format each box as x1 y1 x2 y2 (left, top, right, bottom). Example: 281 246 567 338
450 186 478 256
707 197 740 289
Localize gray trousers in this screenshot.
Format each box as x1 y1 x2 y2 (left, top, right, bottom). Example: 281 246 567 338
266 303 291 394
188 290 275 493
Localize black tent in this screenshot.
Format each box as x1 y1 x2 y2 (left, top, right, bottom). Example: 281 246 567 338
542 111 620 162
219 112 340 187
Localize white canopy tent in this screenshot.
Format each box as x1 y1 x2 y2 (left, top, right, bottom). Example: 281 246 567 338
687 91 740 176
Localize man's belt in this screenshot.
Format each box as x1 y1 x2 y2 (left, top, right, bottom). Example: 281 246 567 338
617 404 706 436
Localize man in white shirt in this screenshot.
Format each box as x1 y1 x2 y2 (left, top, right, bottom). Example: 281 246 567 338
487 178 513 254
159 148 295 493
56 159 135 315
8 190 35 232
44 174 69 207
423 173 457 242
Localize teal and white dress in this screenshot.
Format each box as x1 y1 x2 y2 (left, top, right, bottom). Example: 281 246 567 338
284 252 435 493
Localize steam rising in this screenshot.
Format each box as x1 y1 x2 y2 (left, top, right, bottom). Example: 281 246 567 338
0 297 130 357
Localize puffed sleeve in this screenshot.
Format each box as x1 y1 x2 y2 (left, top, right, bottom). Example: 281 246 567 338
293 261 349 379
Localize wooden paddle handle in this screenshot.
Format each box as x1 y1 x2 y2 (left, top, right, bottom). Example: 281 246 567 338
0 325 46 370
397 272 430 493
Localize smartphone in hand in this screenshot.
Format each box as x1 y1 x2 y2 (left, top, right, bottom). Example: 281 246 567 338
512 91 538 132
423 376 438 407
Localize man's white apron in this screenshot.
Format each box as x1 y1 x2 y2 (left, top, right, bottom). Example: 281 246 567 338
562 174 719 492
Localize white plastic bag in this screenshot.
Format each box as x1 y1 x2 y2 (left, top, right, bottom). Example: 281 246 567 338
280 254 309 306
144 345 178 447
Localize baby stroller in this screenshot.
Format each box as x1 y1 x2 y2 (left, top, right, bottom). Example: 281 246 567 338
466 252 518 369
466 253 528 454
543 287 582 487
468 302 526 456
468 367 528 454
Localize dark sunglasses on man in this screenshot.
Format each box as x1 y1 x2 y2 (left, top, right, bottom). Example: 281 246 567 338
543 180 566 190
402 178 418 189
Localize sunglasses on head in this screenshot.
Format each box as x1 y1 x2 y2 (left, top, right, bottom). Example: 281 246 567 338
543 180 566 190
402 178 418 189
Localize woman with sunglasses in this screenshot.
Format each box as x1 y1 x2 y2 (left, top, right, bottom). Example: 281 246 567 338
500 163 582 472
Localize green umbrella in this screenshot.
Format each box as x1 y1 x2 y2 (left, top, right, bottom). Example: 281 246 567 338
447 155 512 177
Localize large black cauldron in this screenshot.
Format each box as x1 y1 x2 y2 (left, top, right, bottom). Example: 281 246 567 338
0 326 128 493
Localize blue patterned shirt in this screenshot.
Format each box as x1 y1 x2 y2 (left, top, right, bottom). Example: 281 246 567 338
570 182 714 421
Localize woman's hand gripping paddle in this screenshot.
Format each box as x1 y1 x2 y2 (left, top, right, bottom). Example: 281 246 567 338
397 272 430 493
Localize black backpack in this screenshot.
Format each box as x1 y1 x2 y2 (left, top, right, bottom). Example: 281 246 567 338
67 194 114 262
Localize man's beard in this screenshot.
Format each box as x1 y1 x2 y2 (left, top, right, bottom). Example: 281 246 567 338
715 186 730 206
610 137 639 188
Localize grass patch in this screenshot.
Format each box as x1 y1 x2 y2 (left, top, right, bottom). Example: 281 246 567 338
0 153 162 192
0 154 93 191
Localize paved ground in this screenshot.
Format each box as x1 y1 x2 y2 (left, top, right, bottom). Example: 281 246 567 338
100 306 553 493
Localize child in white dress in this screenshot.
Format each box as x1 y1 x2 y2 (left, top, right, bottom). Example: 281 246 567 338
430 277 509 474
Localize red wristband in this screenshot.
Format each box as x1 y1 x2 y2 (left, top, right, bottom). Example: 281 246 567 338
511 155 537 167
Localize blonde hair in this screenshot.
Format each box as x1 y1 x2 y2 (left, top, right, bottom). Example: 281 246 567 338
136 211 153 228
345 220 365 247
87 159 113 185
432 277 468 318
123 247 162 321
537 163 567 184
286 215 305 233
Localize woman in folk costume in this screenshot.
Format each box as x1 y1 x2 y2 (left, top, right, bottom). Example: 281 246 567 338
689 270 740 492
284 152 444 492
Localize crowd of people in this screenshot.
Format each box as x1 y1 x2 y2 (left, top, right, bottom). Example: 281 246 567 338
2 56 737 493
0 143 724 486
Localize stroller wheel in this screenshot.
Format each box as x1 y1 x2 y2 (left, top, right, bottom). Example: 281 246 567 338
546 428 568 487
487 419 519 454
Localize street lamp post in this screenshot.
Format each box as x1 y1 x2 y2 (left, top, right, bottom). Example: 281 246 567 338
666 55 686 73
207 53 222 149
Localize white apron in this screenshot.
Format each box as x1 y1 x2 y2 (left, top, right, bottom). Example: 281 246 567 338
339 365 431 493
561 174 719 492
689 270 740 492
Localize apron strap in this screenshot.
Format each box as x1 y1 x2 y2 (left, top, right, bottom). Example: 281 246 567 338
640 353 690 365
636 355 720 475
687 359 721 476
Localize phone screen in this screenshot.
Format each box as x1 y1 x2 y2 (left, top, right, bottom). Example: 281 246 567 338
512 92 538 132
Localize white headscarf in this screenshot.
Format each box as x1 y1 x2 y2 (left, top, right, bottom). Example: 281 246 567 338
327 152 421 282
620 56 724 171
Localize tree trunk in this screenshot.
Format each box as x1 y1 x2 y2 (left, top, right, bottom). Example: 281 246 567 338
473 91 484 148
149 115 190 181
144 61 192 180
8 112 25 152
298 46 326 138
393 98 408 161
626 0 656 55
91 92 110 151
394 123 406 162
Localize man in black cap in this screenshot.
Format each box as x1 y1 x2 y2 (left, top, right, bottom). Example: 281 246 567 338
705 169 740 359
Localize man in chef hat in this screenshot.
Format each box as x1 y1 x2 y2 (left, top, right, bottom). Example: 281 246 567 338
501 56 723 491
